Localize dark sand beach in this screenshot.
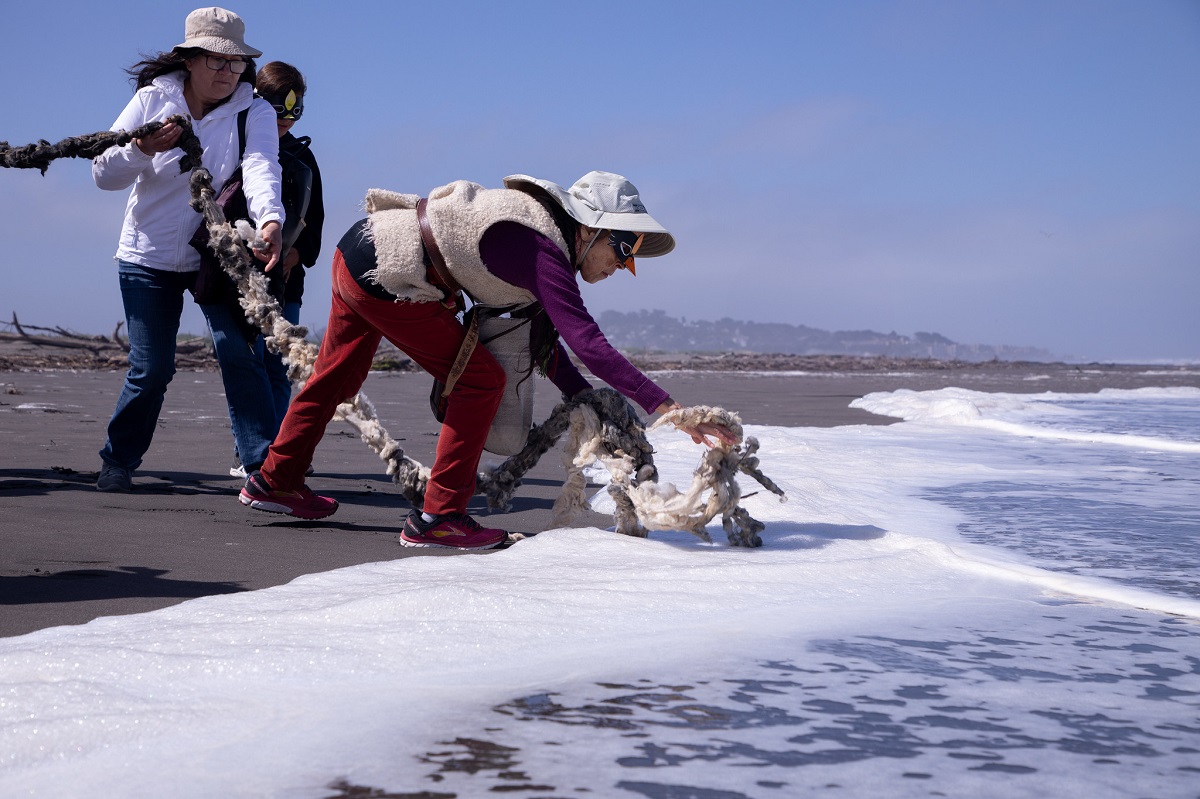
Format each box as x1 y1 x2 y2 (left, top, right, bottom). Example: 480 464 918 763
2 353 1197 638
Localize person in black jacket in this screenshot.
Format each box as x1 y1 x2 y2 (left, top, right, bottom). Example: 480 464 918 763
229 61 324 477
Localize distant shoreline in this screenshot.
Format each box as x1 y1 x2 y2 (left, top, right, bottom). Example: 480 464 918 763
624 351 1200 374
1 334 1196 376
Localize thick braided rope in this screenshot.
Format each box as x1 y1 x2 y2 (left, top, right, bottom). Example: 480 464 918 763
478 388 657 537
1 117 431 502
478 391 786 547
171 122 432 503
645 407 787 547
1 118 205 174
4 121 787 543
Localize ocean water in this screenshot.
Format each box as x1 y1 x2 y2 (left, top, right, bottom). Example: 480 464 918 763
0 387 1197 798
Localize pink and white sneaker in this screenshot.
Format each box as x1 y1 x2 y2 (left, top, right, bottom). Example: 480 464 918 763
239 472 338 520
400 512 507 550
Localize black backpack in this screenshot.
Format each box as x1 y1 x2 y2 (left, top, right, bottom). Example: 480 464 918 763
277 134 313 259
189 114 314 309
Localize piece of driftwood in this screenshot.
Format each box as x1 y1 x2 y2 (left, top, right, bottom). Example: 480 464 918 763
1 311 211 355
3 312 123 353
1 312 212 361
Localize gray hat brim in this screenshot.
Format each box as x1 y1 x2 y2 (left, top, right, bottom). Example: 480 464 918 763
504 174 675 258
590 211 675 257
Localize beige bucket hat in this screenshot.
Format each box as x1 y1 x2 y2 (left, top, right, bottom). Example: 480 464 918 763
503 170 675 257
174 7 262 58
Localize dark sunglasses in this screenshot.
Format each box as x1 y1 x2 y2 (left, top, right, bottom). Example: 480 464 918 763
204 55 248 74
261 89 304 120
607 229 644 274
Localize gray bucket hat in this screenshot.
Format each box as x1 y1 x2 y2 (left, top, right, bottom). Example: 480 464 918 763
174 7 262 58
503 170 676 257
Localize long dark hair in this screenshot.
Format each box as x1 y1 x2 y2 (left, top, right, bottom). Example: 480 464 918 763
126 48 257 92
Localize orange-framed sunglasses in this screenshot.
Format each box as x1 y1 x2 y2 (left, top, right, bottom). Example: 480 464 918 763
608 230 644 275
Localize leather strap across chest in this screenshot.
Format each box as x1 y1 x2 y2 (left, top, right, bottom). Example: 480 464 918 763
416 197 462 297
417 197 477 400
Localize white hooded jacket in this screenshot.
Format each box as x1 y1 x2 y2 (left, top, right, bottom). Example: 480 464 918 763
92 71 283 272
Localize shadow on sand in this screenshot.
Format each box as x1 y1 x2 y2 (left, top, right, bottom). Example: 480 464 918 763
0 565 246 605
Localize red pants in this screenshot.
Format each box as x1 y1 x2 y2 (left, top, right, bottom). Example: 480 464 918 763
260 251 505 516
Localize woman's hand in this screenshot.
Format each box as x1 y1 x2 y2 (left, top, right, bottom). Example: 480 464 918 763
654 399 740 448
134 121 183 156
255 220 283 272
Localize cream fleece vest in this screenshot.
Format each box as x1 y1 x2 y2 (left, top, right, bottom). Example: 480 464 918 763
362 180 570 306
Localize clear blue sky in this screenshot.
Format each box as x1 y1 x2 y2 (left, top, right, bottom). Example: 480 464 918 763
2 0 1197 361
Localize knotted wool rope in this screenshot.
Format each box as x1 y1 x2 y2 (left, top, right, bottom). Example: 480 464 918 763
1 119 204 173
479 390 787 547
3 119 787 546
173 121 435 502
2 117 432 504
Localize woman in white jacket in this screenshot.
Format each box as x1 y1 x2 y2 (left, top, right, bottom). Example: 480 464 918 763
92 7 284 492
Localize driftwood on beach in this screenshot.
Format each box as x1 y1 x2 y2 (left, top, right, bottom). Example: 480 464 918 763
4 312 128 352
0 312 427 372
0 312 214 370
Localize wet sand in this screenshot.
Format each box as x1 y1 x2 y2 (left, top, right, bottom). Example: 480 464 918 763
2 364 1196 638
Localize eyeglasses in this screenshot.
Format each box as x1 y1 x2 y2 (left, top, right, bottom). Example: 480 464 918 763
204 54 249 74
261 89 304 120
608 229 644 274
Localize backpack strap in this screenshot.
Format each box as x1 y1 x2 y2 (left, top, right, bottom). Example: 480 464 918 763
236 108 249 162
281 134 312 158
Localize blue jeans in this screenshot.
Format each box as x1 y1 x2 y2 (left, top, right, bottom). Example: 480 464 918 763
100 262 193 471
263 300 301 425
100 261 277 471
198 299 280 471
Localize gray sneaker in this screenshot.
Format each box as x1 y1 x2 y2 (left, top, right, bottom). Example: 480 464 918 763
97 463 133 492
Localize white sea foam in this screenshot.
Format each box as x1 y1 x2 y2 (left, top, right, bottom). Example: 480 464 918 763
1 388 1197 797
852 386 1200 452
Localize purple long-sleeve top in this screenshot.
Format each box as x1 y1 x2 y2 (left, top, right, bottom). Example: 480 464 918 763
478 221 670 415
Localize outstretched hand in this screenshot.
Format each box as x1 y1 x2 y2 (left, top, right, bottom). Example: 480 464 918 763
134 121 183 156
255 220 283 273
654 400 741 447
679 419 740 447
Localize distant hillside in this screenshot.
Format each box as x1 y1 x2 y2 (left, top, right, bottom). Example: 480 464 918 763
597 310 1056 362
